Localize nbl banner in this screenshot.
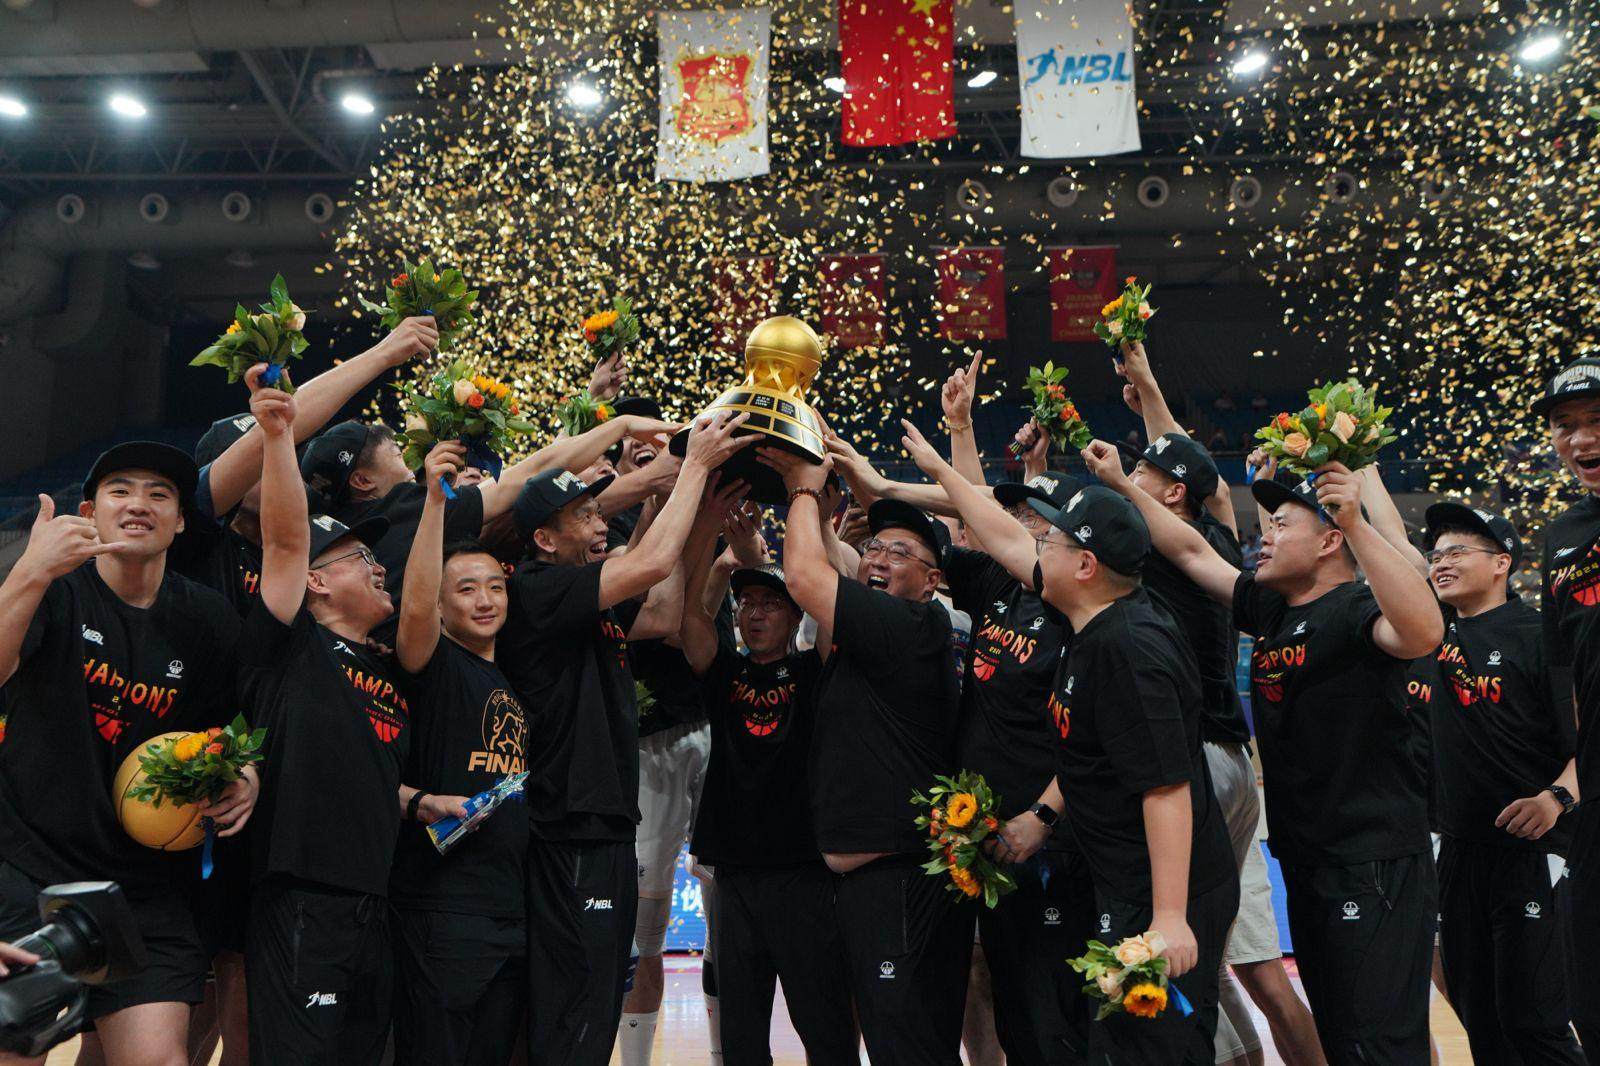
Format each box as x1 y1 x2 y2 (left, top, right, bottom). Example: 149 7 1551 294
1048 246 1118 342
820 253 885 348
710 256 777 353
656 8 771 182
1013 0 1141 159
936 247 1007 341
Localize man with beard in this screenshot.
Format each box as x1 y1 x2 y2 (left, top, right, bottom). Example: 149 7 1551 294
501 411 751 1066
0 440 249 1066
760 445 965 1066
1082 441 1442 1065
1410 501 1584 1064
1533 356 1600 1051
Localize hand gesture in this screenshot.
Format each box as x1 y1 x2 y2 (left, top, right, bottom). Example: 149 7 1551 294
1119 340 1152 384
725 502 769 566
417 794 472 825
1246 447 1277 485
588 352 626 401
1121 383 1145 416
942 352 982 425
684 411 755 471
379 315 440 366
1495 791 1564 840
898 419 945 477
423 441 467 503
1015 420 1050 470
1310 462 1362 529
985 810 1051 865
246 364 296 437
1080 440 1130 491
200 764 260 838
1148 912 1199 978
18 494 123 581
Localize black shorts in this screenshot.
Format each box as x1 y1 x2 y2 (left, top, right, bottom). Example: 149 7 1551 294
1088 876 1239 1066
1565 806 1600 1051
245 877 391 1066
1280 851 1436 1066
0 860 206 1022
977 848 1096 1065
392 907 526 1066
833 854 974 1066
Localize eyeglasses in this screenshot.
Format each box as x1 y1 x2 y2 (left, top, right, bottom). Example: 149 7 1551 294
1033 530 1075 555
861 538 936 568
1424 545 1504 567
312 545 378 571
737 596 790 616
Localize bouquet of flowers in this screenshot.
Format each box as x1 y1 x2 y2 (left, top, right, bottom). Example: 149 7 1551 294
1254 379 1396 476
128 715 267 810
1009 362 1093 455
359 257 478 351
1068 931 1194 1021
583 296 640 362
1094 277 1157 350
635 680 657 718
399 360 537 496
554 391 616 438
190 274 308 392
911 771 1017 908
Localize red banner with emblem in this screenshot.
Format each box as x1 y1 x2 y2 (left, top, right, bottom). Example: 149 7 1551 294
936 247 1007 341
838 0 955 146
819 253 885 349
711 256 778 354
1048 246 1118 342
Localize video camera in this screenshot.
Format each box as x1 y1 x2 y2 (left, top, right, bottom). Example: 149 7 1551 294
0 882 146 1057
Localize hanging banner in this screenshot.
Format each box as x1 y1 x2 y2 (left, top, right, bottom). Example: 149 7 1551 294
1048 246 1119 342
656 8 771 182
936 248 1007 341
838 0 955 146
820 253 885 349
711 256 777 353
1014 0 1141 159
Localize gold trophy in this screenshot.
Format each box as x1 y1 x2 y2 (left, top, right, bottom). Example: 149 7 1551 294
671 314 827 503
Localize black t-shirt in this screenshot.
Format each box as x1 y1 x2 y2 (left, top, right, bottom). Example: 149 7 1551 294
0 564 240 888
1145 516 1251 745
1234 574 1430 867
501 560 642 842
1541 494 1600 827
943 548 1073 845
333 481 485 615
809 576 960 854
691 646 824 867
1051 590 1233 901
237 603 410 896
1409 600 1575 853
171 523 262 618
390 639 528 917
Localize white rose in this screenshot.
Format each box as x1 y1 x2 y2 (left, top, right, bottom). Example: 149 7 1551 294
1330 410 1358 444
283 303 307 332
1107 319 1124 337
1141 930 1167 958
405 413 429 436
1364 424 1382 443
1095 970 1125 998
1114 936 1154 967
452 378 478 405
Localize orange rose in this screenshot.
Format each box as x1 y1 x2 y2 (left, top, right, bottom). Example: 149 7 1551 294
983 816 998 830
467 393 485 409
595 405 612 422
392 273 409 288
207 726 224 738
585 330 597 343
509 402 519 415
1273 412 1294 431
1061 404 1079 422
1125 275 1137 285
205 741 224 756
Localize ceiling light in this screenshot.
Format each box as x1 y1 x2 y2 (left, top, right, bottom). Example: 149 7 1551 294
0 95 25 118
566 81 602 108
1517 33 1564 63
824 76 846 93
340 91 375 115
967 70 997 89
1231 52 1268 77
108 93 147 119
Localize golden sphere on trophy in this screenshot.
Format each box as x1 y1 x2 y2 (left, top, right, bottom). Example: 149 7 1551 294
672 314 828 503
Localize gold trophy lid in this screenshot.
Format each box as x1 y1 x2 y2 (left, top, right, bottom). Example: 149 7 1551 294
744 315 822 390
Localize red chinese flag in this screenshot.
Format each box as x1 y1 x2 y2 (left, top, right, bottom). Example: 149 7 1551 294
1048 246 1119 343
936 248 1007 341
711 256 777 354
838 0 955 147
820 253 885 348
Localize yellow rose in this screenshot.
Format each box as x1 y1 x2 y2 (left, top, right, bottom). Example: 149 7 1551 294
1330 410 1358 443
1282 432 1312 458
452 378 478 405
1114 936 1154 967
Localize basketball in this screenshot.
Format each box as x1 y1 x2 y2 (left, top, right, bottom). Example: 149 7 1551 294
112 732 207 851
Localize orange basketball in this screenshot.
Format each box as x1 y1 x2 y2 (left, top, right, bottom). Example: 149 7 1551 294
112 732 207 851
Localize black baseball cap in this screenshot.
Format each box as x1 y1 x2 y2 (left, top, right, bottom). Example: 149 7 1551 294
611 396 663 420
731 564 798 610
300 420 379 502
867 499 945 562
1251 475 1370 525
1533 357 1600 418
83 442 198 505
1135 433 1220 501
194 412 258 468
1424 501 1522 567
1027 484 1151 577
993 471 1083 511
307 512 389 563
511 468 615 536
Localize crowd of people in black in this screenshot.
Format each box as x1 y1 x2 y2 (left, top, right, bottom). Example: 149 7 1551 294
0 311 1595 1066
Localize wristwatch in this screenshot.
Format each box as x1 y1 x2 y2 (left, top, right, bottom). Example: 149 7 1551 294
1545 784 1577 815
1028 802 1060 828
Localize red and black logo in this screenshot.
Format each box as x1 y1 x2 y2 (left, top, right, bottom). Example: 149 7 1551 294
1250 643 1305 703
342 666 409 745
1550 543 1600 607
731 676 794 737
82 657 181 742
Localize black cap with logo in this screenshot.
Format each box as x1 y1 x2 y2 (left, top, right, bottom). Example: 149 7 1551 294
83 442 199 505
307 512 389 563
1424 501 1522 567
194 412 258 468
867 499 946 562
993 471 1083 511
1251 475 1370 525
1027 484 1152 577
1137 433 1220 502
731 564 798 610
511 468 615 536
300 420 378 502
1533 357 1600 418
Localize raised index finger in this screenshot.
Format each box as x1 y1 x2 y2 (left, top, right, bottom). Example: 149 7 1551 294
967 351 982 381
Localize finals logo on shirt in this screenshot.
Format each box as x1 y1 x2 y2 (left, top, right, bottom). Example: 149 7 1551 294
82 657 182 742
1251 641 1307 703
1550 542 1600 607
730 672 796 737
340 665 409 744
469 689 526 774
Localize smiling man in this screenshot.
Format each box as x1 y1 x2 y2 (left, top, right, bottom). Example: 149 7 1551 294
1534 356 1600 1052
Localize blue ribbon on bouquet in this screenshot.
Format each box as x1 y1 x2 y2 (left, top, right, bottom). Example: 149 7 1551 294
1170 982 1194 1017
1303 470 1334 524
439 435 502 501
200 816 216 880
259 362 284 387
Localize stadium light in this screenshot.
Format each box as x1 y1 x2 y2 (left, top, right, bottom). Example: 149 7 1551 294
1518 33 1564 63
0 95 25 118
1231 52 1268 77
340 91 376 116
967 70 998 89
108 93 147 119
566 81 602 108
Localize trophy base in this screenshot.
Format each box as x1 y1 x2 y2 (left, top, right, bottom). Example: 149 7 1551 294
668 426 822 505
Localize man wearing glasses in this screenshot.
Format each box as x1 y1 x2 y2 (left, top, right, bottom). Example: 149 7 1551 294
236 372 411 1065
760 446 965 1066
1409 502 1584 1064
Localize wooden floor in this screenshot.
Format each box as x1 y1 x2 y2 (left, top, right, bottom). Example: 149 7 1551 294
43 957 1475 1065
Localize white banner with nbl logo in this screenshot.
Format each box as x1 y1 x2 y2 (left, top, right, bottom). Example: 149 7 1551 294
1013 0 1140 159
656 7 771 182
